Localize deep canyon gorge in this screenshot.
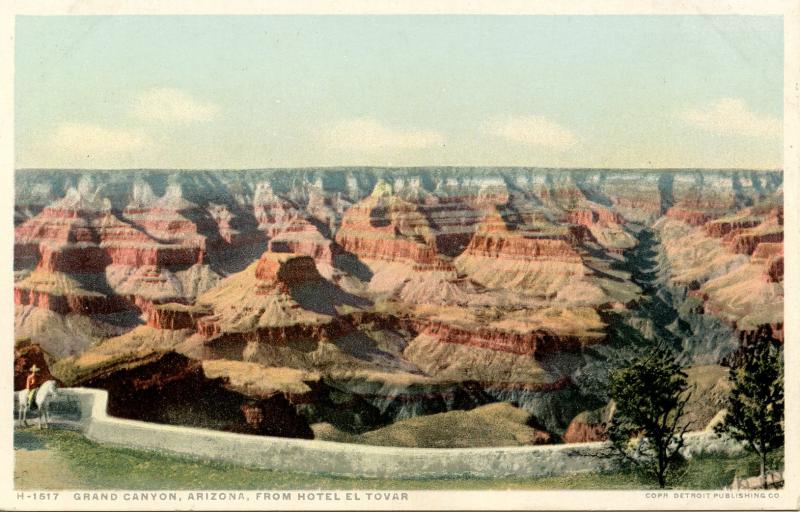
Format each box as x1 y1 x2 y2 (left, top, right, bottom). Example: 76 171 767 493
13 168 784 447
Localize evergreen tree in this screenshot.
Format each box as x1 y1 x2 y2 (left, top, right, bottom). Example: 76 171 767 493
608 347 691 488
716 331 784 489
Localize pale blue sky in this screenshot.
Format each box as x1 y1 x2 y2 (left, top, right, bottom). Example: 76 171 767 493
15 16 784 169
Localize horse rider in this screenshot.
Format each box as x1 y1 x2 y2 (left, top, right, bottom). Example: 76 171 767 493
26 364 42 409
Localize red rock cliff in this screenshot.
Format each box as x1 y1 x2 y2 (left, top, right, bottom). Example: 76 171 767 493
665 207 719 226
147 303 213 330
335 188 445 267
461 210 582 262
416 319 598 357
254 252 323 292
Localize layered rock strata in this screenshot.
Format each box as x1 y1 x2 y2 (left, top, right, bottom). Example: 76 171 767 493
15 168 784 446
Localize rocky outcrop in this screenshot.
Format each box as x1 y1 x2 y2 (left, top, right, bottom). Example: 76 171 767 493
200 311 406 357
705 217 762 238
336 231 442 266
765 256 783 283
665 207 718 226
459 209 582 262
395 271 473 306
102 245 204 267
244 179 341 263
14 287 133 315
13 168 785 447
202 321 344 354
453 208 597 297
254 252 323 291
16 198 207 274
267 218 338 264
193 252 377 347
147 303 212 330
562 417 608 443
335 181 447 267
537 183 584 206
655 202 783 343
252 182 304 237
562 402 615 443
196 316 222 338
75 350 314 439
417 320 595 357
730 230 783 255
466 233 582 262
751 242 783 261
751 243 784 283
567 207 624 227
602 174 663 221
206 203 264 247
13 183 213 324
416 199 480 257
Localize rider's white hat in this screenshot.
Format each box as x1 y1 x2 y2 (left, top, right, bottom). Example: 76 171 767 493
28 364 40 373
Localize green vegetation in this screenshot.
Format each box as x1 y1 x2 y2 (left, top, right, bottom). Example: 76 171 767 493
314 402 549 448
716 328 784 489
608 347 691 488
15 429 779 491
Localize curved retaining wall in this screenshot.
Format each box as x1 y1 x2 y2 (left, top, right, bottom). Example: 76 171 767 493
48 388 743 479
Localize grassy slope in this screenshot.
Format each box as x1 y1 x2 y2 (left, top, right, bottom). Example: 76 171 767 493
314 403 549 448
14 429 782 491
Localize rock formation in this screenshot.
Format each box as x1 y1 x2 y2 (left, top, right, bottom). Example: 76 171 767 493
73 350 314 438
15 168 783 445
655 198 783 339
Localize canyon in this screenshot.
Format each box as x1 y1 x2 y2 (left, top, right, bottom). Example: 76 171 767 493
14 168 783 446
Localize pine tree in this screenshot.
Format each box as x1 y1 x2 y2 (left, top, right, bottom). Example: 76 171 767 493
716 331 784 489
608 347 691 488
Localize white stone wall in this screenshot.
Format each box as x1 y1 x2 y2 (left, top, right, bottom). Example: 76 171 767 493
49 388 743 479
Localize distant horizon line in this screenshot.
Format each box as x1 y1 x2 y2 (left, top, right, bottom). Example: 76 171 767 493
15 166 784 173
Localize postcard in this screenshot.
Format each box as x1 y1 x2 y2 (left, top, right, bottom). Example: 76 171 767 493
1 1 798 510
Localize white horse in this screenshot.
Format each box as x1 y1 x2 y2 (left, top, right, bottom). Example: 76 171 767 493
17 380 59 429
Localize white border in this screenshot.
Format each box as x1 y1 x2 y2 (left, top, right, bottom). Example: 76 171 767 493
1 1 798 510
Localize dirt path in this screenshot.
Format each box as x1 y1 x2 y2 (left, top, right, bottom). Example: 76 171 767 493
14 429 84 489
